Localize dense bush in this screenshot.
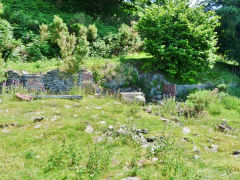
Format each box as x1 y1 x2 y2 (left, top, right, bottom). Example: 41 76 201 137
91 61 139 88
0 54 6 81
41 16 90 72
0 14 23 62
183 90 221 116
90 22 143 58
137 0 220 82
87 24 98 42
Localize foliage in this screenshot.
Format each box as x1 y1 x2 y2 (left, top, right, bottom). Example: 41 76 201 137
184 90 221 116
116 22 143 55
0 54 6 81
26 38 56 62
87 24 98 42
137 0 220 82
0 18 22 61
40 16 90 73
48 15 69 44
90 61 139 87
90 22 142 58
200 0 240 64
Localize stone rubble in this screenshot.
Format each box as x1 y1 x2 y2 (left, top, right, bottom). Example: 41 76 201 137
217 121 232 132
33 116 44 123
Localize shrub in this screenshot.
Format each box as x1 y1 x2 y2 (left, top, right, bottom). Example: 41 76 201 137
222 95 240 111
87 24 98 42
184 90 221 116
70 23 87 37
0 18 22 61
40 16 89 73
39 24 49 41
0 54 6 82
48 15 68 44
90 22 143 58
117 22 143 55
26 38 54 62
90 38 110 58
137 0 220 82
90 61 139 88
217 84 227 92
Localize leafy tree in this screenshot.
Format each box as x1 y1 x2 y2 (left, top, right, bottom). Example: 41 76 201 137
137 0 220 82
0 3 21 62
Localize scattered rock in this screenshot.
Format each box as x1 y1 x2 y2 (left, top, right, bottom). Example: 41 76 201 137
233 151 240 155
182 127 191 135
122 177 141 180
136 95 146 104
160 118 171 123
151 157 158 162
51 115 61 122
34 124 42 129
217 121 232 132
172 116 180 123
192 146 198 151
143 107 152 113
99 121 106 124
85 125 94 134
95 106 102 110
21 70 28 75
136 129 149 134
73 114 78 118
146 137 158 142
33 116 44 123
225 134 237 139
141 144 149 148
194 155 200 160
15 93 33 101
2 129 10 133
64 105 71 109
210 144 218 152
108 125 114 130
95 94 101 98
205 144 218 152
120 92 146 104
10 122 18 127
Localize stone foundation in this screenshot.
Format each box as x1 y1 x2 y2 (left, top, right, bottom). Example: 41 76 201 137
1 69 93 93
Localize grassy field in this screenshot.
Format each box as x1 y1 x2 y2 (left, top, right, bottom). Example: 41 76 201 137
0 90 240 179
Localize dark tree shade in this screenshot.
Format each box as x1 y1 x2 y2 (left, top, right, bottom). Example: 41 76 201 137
200 0 240 64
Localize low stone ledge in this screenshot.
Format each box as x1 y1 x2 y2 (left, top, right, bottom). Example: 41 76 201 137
120 92 146 104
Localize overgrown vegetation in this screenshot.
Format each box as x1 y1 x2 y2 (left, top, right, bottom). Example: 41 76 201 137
0 0 240 179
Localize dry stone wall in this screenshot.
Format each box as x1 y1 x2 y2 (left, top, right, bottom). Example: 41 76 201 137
0 70 93 93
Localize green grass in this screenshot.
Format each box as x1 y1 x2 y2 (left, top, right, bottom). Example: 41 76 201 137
0 90 240 179
4 58 64 74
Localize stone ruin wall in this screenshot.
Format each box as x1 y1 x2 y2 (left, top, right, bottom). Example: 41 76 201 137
0 70 93 93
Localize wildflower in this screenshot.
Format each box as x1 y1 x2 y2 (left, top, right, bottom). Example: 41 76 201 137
3 81 6 86
12 79 15 85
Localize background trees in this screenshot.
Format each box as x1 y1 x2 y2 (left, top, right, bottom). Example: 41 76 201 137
199 0 240 65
